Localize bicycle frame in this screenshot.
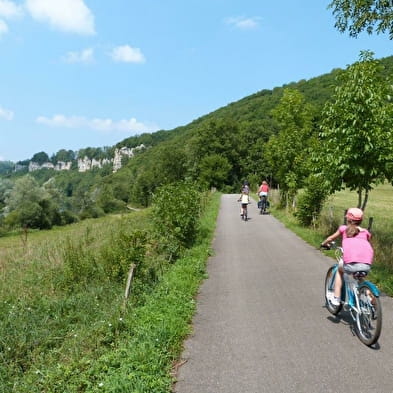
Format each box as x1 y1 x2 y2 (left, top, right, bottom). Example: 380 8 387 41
326 262 381 346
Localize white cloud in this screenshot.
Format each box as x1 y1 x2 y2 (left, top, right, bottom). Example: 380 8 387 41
63 48 94 64
25 0 95 35
36 114 157 133
0 105 14 120
0 19 8 35
0 0 22 18
225 16 260 30
110 45 145 63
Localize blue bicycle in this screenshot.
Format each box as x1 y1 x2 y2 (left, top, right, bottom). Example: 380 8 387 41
323 242 382 346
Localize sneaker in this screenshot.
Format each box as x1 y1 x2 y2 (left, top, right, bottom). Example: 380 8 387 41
331 296 341 306
327 291 340 306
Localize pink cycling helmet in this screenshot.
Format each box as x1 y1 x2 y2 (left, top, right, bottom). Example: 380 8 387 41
346 207 363 221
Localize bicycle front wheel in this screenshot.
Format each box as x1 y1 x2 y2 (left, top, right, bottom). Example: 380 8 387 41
325 266 342 315
355 285 382 346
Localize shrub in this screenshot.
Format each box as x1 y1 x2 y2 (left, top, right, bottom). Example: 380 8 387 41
295 175 328 226
151 182 202 258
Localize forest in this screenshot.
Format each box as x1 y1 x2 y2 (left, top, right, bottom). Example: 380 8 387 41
0 52 392 233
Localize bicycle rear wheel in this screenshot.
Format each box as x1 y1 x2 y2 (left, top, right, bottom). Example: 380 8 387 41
260 197 266 214
355 285 382 346
325 266 342 315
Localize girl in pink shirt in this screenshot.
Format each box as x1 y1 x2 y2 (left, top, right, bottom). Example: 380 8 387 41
321 207 373 306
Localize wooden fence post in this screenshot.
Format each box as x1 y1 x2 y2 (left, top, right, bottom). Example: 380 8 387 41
123 263 136 309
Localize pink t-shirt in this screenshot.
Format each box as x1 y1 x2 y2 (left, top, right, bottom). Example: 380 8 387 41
339 225 373 264
258 184 269 193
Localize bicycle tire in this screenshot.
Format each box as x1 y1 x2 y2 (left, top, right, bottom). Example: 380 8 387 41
325 266 342 315
355 284 382 346
260 198 266 215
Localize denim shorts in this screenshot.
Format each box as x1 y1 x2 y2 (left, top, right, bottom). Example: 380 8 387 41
343 262 371 274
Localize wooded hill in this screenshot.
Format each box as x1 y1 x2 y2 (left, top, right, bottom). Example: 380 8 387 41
1 54 392 231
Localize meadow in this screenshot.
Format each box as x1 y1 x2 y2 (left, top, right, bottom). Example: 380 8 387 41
0 191 221 392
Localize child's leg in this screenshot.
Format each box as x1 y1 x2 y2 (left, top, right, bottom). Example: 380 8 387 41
334 268 343 298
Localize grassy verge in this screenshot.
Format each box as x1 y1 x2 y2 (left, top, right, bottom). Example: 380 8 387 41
268 185 393 297
0 192 221 392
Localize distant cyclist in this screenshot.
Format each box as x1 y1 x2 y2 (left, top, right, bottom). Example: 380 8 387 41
238 188 250 219
241 180 250 195
257 180 269 212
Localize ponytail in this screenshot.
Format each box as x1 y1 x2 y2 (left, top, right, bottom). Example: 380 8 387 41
346 219 361 238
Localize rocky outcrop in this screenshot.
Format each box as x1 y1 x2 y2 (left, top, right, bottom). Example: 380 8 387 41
112 145 145 172
29 161 72 172
77 157 112 172
27 144 145 173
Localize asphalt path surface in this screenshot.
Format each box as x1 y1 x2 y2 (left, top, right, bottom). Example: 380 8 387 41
174 194 393 393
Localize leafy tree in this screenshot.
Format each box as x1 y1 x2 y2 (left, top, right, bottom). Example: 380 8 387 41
52 149 75 163
31 151 50 164
0 179 13 207
0 161 14 175
151 182 201 258
264 89 315 206
188 119 240 188
329 0 393 39
198 154 232 189
318 51 393 210
5 175 45 212
3 175 60 229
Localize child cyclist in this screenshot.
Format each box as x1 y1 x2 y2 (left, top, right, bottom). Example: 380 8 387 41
257 180 269 210
321 208 373 306
238 188 250 218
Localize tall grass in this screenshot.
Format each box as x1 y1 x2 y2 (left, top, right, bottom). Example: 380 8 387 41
0 192 220 392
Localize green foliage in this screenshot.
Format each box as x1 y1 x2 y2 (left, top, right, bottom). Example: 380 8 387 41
318 51 393 210
295 175 329 226
31 151 50 164
329 0 393 39
188 119 241 187
0 161 14 175
198 154 232 189
151 182 202 258
0 190 219 392
264 88 316 204
52 149 76 163
61 231 101 288
101 229 148 283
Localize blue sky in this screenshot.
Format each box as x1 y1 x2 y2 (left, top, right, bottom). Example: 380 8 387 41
0 0 391 162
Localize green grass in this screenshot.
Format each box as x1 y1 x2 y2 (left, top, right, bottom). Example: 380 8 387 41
0 193 221 392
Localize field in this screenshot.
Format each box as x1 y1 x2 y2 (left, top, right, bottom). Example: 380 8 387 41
0 192 221 393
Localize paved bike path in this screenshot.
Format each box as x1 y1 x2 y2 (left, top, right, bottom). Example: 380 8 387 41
174 194 393 393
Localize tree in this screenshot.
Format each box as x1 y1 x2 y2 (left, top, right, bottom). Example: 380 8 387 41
31 151 50 164
53 149 75 163
318 51 393 210
188 119 240 188
329 0 393 39
198 154 232 189
264 89 315 206
3 175 59 229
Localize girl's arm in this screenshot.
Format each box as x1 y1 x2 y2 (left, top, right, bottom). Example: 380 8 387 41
321 229 341 246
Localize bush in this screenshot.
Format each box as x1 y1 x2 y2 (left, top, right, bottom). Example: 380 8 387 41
151 182 202 258
295 175 328 226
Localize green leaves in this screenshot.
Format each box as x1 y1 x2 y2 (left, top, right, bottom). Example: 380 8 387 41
329 0 393 39
318 51 393 209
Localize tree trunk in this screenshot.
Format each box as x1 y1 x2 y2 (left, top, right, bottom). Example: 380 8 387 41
357 189 362 209
361 189 369 212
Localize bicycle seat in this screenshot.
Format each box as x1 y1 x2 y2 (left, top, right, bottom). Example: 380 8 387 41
353 271 368 279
